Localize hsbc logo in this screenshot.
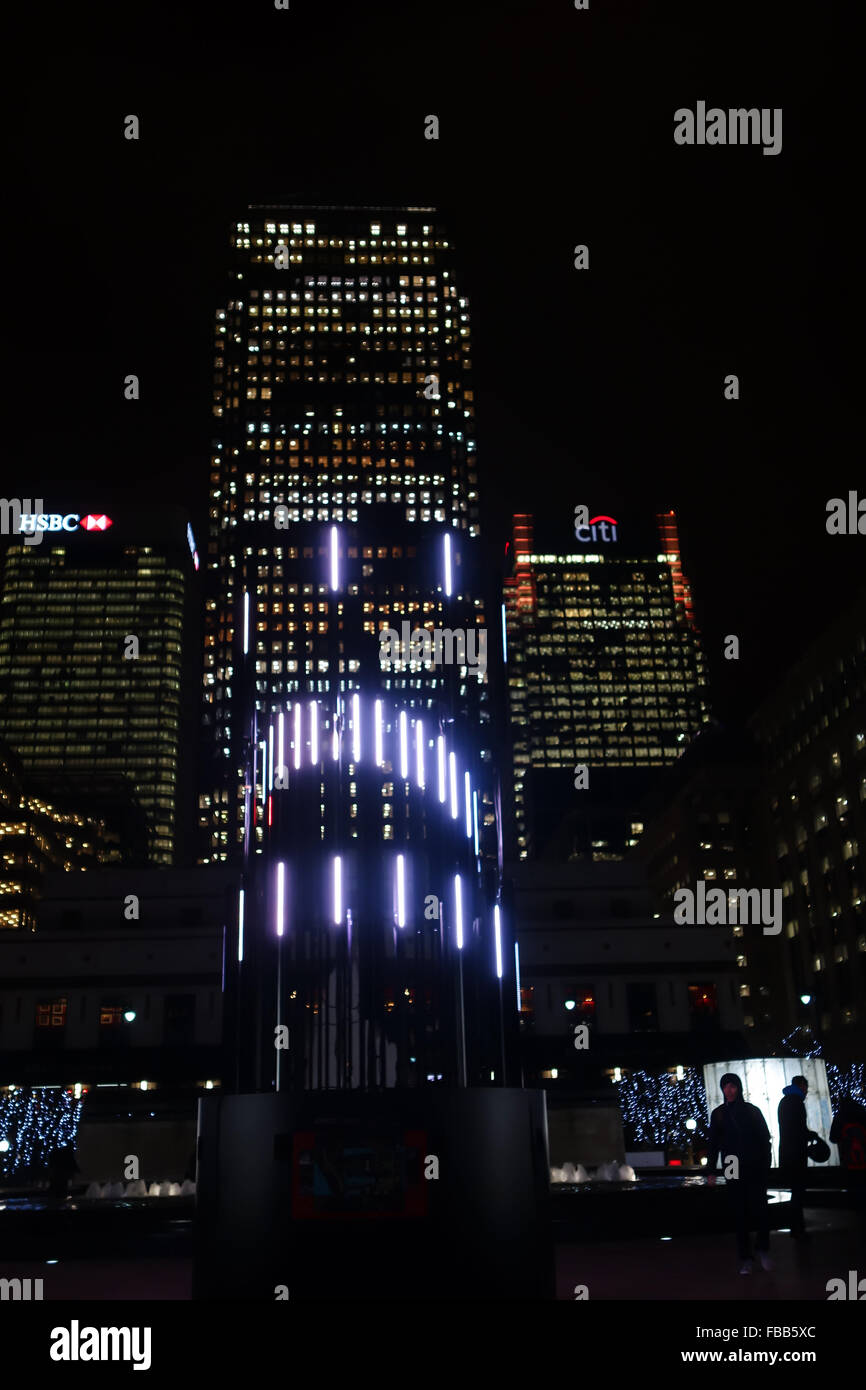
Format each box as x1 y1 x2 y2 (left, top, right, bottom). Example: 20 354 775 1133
17 513 113 535
574 507 618 544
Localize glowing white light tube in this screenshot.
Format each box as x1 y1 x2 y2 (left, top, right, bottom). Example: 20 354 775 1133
309 700 318 766
275 862 285 937
333 855 342 925
396 854 406 928
416 720 425 789
399 711 408 780
352 692 361 762
494 904 503 979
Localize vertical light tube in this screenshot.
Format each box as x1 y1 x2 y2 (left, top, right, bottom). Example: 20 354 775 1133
399 711 408 780
415 720 425 789
501 601 507 662
437 736 446 803
275 862 286 937
464 772 472 839
444 532 452 597
278 711 285 782
237 888 245 962
514 941 522 1012
293 702 302 770
243 591 250 655
494 904 503 979
268 724 274 791
472 790 480 856
449 752 458 820
352 692 361 763
454 873 463 950
333 855 342 925
330 525 339 590
309 700 318 766
332 697 340 761
396 854 406 928
374 699 383 768
260 741 267 803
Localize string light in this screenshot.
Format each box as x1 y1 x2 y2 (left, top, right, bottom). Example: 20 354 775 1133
0 1088 83 1178
615 1067 709 1148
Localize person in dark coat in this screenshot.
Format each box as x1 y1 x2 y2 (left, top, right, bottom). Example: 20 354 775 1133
707 1072 773 1273
778 1074 815 1239
830 1093 866 1246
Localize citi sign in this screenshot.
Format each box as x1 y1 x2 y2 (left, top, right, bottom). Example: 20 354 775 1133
17 513 113 534
574 508 618 543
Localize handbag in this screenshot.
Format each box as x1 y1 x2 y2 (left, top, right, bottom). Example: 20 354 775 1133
806 1133 830 1163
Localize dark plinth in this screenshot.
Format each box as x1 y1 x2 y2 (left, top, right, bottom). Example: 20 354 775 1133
193 1087 554 1300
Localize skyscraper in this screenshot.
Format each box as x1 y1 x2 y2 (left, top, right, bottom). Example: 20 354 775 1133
202 206 510 1091
504 510 709 859
0 507 195 866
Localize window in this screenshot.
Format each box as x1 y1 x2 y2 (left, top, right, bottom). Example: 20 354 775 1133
570 989 596 1025
34 997 67 1049
627 982 658 1032
688 983 719 1032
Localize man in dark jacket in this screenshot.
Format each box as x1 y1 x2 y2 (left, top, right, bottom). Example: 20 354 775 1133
778 1074 814 1239
830 1094 866 1246
707 1072 773 1273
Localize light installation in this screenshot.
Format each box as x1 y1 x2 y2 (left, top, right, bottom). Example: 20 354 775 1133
227 677 515 1090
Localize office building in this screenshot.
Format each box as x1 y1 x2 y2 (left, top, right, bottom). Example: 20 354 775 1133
747 591 866 1057
0 506 197 866
503 510 710 860
512 860 744 1086
201 206 511 1091
0 740 119 931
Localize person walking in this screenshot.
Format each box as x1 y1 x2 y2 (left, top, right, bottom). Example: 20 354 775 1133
778 1074 814 1239
830 1093 866 1246
707 1072 773 1274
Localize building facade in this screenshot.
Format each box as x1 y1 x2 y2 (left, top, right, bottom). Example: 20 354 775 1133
747 593 866 1058
201 206 513 1092
503 510 710 860
512 861 744 1088
0 507 196 866
0 741 120 932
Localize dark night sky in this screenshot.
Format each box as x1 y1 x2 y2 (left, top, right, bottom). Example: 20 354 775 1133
3 0 858 724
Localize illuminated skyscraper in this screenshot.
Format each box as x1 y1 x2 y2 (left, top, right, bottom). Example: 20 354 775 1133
0 508 195 866
202 206 511 1090
504 510 710 859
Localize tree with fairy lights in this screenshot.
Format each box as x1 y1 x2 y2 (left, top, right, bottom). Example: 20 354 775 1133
0 1088 83 1183
614 1067 709 1154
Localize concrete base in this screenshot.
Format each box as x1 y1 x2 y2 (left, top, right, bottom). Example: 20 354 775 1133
193 1087 554 1300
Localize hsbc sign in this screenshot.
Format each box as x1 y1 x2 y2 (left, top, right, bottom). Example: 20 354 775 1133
17 513 113 534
